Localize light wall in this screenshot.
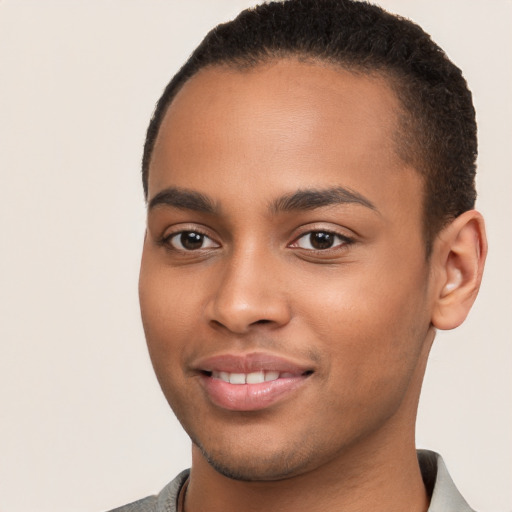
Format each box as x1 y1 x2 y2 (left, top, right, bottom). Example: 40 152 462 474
0 1 510 511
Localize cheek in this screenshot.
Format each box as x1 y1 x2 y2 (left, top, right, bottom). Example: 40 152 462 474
302 283 429 438
298 262 430 380
139 268 197 417
140 243 204 326
139 251 191 371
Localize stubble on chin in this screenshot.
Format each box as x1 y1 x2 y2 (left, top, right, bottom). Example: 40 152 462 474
190 435 316 482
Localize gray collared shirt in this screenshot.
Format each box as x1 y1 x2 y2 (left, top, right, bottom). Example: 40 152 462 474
108 450 475 512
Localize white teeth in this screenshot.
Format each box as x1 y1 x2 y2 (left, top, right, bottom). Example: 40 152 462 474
264 371 280 382
211 370 283 384
229 373 246 384
246 371 265 384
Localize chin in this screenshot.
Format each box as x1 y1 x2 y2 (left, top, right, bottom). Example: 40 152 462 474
192 436 314 482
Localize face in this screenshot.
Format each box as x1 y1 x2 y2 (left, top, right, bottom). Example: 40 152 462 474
139 59 437 481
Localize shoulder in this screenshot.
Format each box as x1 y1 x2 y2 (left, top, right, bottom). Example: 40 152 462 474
106 470 190 512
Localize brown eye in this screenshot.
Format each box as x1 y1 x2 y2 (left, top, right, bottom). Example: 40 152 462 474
168 231 219 251
291 231 351 251
309 232 335 249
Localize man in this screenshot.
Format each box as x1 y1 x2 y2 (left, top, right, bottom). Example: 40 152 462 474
111 0 487 510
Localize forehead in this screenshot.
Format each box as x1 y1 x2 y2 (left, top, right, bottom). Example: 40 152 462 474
149 59 420 218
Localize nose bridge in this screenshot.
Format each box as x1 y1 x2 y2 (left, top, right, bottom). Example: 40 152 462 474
207 241 290 333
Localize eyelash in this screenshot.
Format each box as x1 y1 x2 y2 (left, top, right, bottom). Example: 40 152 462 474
160 229 219 252
289 230 353 252
159 228 353 254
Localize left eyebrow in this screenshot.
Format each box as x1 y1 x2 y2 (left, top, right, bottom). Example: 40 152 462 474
270 187 377 213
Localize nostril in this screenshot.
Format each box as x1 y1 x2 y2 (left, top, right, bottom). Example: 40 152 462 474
253 319 272 325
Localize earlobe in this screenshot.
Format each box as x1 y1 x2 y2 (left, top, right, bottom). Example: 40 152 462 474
431 210 487 330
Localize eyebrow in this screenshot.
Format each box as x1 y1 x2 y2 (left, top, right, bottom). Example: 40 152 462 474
148 185 377 216
270 187 377 213
148 187 217 214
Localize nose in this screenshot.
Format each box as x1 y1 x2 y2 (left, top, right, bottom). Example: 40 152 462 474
205 248 291 334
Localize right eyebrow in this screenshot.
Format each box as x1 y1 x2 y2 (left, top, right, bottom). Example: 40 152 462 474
148 187 217 214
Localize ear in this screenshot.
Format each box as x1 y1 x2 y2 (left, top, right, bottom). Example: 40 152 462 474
431 210 487 330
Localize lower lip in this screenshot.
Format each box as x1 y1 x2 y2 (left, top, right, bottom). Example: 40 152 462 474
200 374 309 411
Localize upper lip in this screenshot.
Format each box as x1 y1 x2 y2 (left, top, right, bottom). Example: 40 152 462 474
192 352 314 375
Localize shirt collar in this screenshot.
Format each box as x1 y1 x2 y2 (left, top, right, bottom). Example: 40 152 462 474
419 450 475 512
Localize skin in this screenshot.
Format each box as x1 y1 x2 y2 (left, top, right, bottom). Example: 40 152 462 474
139 59 486 512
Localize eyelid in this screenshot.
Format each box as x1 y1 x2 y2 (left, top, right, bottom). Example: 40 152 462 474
159 224 221 251
288 226 355 252
169 232 219 251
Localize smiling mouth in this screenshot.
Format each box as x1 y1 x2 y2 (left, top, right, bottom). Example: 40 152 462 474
195 353 314 411
192 351 315 411
202 369 312 385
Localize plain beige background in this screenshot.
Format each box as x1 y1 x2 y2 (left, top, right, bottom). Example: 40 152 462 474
0 1 510 511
